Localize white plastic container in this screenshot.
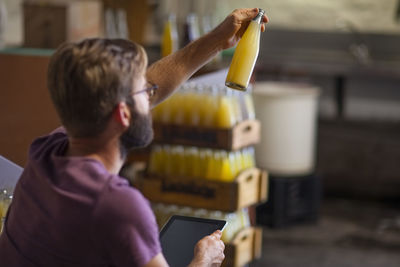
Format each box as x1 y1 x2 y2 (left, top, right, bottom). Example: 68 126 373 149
253 82 319 176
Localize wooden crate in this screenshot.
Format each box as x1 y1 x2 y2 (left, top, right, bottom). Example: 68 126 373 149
23 0 103 48
136 167 268 212
153 120 261 150
223 227 263 267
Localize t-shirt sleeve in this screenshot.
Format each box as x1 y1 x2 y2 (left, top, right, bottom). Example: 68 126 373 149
92 176 161 267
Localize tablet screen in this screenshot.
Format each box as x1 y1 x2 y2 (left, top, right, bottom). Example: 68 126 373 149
160 215 226 267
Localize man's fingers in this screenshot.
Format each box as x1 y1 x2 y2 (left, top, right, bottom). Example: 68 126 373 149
232 8 259 22
233 8 268 33
261 14 269 32
213 230 222 237
263 14 269 23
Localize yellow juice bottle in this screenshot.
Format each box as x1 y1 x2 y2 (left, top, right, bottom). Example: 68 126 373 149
163 145 174 175
185 91 197 126
231 91 243 123
235 150 244 175
187 84 201 126
201 149 213 179
225 9 265 91
184 147 197 177
199 86 218 127
242 148 251 169
248 147 256 167
220 151 234 181
239 208 251 228
161 14 179 58
228 151 237 180
181 89 192 126
148 145 160 174
244 90 256 120
170 94 178 124
206 150 223 180
172 93 185 125
175 146 185 176
159 100 171 124
191 148 201 178
221 212 234 242
205 149 216 180
216 95 235 128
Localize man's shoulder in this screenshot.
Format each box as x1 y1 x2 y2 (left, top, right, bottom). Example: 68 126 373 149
95 176 153 221
29 127 68 159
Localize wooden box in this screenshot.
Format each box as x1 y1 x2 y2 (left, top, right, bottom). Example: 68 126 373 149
223 227 263 267
136 167 268 212
153 120 261 150
23 0 103 48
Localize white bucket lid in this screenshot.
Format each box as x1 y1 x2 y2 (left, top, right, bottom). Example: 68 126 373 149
253 81 320 98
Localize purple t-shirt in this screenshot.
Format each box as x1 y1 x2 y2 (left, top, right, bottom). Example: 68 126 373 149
0 128 161 267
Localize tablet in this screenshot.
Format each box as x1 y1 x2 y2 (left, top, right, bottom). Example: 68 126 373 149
160 215 226 267
0 155 23 190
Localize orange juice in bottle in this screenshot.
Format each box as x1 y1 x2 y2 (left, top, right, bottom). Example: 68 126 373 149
181 85 193 126
175 146 185 176
199 87 216 127
193 148 207 178
202 149 211 178
220 151 235 181
232 90 243 123
207 150 223 180
148 145 160 174
225 9 265 91
228 151 238 180
164 145 174 175
157 146 168 174
205 149 217 180
235 150 244 175
215 87 236 128
188 83 201 126
244 89 256 120
248 147 256 167
185 147 198 177
161 14 178 57
159 100 171 124
172 92 185 125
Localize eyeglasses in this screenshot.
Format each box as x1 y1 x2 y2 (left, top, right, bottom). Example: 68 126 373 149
132 82 158 99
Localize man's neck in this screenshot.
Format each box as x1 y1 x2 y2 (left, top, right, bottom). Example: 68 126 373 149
66 134 124 175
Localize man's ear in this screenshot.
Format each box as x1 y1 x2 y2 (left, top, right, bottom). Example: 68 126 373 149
113 102 131 128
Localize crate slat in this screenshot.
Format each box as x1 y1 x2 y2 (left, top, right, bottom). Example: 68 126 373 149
153 120 260 150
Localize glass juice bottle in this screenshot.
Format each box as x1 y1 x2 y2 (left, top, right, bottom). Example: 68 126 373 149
161 14 178 57
225 9 265 91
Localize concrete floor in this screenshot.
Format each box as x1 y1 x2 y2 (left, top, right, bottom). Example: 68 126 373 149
250 198 400 267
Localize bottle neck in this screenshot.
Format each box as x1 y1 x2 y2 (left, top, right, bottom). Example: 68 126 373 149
252 9 265 24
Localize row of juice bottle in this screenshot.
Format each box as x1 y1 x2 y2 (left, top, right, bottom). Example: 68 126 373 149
151 82 256 128
152 203 250 243
148 145 256 181
0 188 12 233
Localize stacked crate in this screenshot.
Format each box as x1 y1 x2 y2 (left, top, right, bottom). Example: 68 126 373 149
135 82 268 267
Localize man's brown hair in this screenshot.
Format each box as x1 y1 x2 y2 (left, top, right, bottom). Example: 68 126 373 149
48 38 147 137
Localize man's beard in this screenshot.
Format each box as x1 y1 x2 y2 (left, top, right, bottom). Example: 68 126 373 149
119 106 153 158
